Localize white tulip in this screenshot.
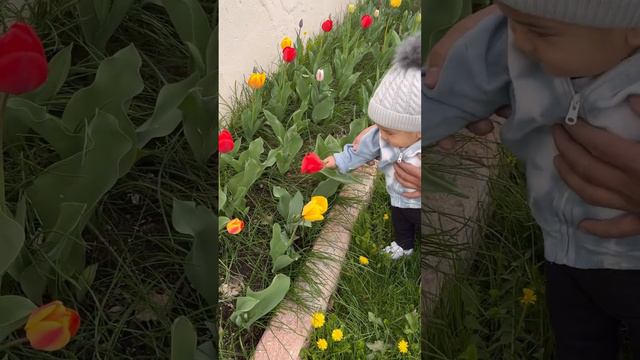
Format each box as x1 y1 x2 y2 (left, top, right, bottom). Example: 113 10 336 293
316 69 325 81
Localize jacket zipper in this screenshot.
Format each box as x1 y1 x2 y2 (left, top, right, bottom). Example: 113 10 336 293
564 93 582 125
558 80 584 259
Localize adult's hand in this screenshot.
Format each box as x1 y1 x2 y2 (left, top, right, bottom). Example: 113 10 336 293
425 4 509 150
394 161 421 198
553 96 640 238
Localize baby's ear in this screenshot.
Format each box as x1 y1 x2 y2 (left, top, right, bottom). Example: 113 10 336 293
626 28 640 47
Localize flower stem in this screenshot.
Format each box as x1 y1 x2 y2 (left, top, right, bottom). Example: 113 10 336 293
0 93 8 215
0 337 29 351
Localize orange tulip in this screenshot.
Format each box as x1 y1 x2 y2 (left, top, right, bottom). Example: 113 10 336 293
25 301 80 352
247 72 266 90
226 218 245 234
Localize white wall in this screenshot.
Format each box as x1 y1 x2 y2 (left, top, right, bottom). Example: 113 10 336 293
219 0 354 121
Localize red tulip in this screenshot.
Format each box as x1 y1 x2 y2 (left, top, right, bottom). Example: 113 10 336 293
0 22 48 95
321 19 333 32
218 129 234 153
283 46 297 63
301 152 324 174
361 14 373 29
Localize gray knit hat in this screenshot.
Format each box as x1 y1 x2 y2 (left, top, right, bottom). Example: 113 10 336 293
499 0 640 28
367 33 421 133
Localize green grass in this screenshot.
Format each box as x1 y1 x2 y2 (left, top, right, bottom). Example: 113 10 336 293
423 147 552 360
0 0 216 358
300 175 420 359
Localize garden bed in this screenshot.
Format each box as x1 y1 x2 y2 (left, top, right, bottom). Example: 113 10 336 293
218 1 420 358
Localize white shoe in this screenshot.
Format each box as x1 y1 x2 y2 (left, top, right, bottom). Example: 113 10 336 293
381 242 413 260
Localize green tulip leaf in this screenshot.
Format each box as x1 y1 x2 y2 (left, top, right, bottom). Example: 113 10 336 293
229 274 291 329
172 200 217 305
136 72 201 148
0 295 36 342
170 316 197 360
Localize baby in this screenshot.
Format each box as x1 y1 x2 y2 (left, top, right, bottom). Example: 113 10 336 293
423 1 640 357
324 34 421 260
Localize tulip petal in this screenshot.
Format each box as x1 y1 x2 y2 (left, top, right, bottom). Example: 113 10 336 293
66 309 81 337
25 301 64 330
0 52 48 95
0 23 45 57
26 320 71 351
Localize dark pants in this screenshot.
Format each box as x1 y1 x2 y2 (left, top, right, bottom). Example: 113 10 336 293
391 206 420 250
545 262 640 360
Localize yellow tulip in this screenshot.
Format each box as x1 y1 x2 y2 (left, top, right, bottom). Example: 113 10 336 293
247 72 266 90
348 4 356 13
390 0 401 8
280 36 293 49
302 196 328 222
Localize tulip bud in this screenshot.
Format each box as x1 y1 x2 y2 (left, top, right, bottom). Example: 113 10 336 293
361 14 373 29
25 301 80 352
218 129 235 153
374 9 380 17
226 218 245 234
321 18 333 32
0 23 48 95
299 18 304 28
247 72 266 90
301 152 324 173
348 4 356 14
302 196 329 222
282 46 297 63
315 69 324 82
280 36 293 49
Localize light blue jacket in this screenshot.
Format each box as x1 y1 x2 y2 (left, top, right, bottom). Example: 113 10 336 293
423 14 640 269
333 127 421 209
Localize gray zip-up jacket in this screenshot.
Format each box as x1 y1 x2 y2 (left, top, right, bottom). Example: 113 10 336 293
423 14 640 269
333 127 421 209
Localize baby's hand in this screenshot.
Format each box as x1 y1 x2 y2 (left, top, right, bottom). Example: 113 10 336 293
323 156 336 168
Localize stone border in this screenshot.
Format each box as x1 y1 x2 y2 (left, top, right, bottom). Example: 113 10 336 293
252 164 378 360
422 120 502 321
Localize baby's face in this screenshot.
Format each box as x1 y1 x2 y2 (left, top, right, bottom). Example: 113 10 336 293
378 126 420 148
497 2 639 77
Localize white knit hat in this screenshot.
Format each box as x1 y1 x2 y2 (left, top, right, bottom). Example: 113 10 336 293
367 33 421 133
499 0 640 28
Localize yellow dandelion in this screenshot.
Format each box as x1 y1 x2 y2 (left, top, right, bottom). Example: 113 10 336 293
331 328 344 342
398 339 409 354
316 338 328 351
520 288 537 305
359 256 369 265
383 213 389 221
311 312 325 328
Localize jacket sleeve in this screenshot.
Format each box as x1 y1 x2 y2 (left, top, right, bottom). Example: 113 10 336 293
333 128 381 173
422 14 512 146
